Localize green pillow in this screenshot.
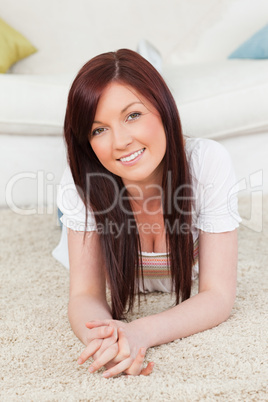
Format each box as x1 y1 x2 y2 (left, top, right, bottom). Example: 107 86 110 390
0 17 37 73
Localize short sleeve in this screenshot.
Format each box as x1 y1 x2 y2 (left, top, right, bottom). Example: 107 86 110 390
57 166 97 232
190 139 242 233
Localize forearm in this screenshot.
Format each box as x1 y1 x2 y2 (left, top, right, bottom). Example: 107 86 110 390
68 294 112 345
130 290 235 349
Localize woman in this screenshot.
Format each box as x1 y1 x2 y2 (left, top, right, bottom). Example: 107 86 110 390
56 49 241 378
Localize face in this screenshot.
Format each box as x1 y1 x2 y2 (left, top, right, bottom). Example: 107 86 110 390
89 83 166 189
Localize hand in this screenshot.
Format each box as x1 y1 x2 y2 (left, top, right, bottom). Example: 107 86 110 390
101 328 154 378
85 319 148 361
77 322 116 366
79 319 125 365
88 321 122 363
84 321 116 346
78 320 154 377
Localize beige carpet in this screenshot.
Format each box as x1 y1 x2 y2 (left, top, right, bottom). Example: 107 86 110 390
1 196 267 402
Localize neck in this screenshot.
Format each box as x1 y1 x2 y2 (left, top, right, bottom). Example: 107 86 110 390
123 165 164 215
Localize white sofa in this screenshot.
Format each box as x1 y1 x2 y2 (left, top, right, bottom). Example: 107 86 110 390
1 0 268 210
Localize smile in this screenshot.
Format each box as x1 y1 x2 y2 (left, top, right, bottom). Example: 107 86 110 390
119 148 145 162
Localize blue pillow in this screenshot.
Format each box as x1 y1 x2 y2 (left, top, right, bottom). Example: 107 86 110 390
229 24 268 59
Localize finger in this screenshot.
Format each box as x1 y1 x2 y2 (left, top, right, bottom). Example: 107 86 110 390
88 343 119 373
93 327 118 360
116 328 130 360
86 325 114 343
102 357 134 378
140 362 154 376
100 327 130 365
125 348 154 376
124 347 146 376
77 338 102 365
109 361 153 378
85 320 111 329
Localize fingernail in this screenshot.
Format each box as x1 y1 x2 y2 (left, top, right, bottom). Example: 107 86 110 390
103 371 110 378
88 367 94 373
77 358 83 365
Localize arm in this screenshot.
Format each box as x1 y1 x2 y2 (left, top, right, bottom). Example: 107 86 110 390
128 229 238 348
68 227 153 375
67 228 113 346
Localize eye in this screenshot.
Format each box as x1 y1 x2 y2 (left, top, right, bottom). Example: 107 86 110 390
126 112 141 122
92 127 106 136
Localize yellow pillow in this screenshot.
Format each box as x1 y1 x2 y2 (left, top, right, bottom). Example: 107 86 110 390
0 17 37 73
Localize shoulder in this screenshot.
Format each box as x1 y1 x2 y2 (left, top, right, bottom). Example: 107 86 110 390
184 137 234 185
57 165 81 210
185 137 231 165
184 138 242 233
57 165 97 231
59 165 74 186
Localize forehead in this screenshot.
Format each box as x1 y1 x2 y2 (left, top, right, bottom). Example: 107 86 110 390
95 82 149 115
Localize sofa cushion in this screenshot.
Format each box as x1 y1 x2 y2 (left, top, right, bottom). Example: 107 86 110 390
229 24 268 60
0 74 73 135
1 60 267 140
163 60 268 139
0 17 37 73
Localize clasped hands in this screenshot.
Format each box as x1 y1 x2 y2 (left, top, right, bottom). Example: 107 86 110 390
77 320 154 378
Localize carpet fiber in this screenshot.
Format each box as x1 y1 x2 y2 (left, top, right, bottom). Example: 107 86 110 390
1 196 267 401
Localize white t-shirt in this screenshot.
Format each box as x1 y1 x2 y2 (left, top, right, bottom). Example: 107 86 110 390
54 137 242 292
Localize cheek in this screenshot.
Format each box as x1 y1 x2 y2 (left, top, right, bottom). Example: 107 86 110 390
145 117 165 140
90 139 109 162
146 121 166 151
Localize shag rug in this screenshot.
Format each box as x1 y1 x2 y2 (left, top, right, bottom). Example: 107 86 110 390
1 195 267 402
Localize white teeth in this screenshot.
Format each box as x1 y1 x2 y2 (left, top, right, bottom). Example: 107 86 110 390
120 148 145 162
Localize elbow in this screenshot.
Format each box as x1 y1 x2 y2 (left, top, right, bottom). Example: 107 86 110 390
67 300 72 320
214 289 236 324
201 286 236 326
67 298 76 326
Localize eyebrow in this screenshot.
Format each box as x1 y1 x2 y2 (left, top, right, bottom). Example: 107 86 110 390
93 102 143 125
121 101 143 113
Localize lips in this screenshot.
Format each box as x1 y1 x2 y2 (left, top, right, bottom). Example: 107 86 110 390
118 148 145 162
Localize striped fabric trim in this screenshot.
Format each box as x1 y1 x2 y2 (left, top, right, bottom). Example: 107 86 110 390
139 238 199 279
193 238 199 266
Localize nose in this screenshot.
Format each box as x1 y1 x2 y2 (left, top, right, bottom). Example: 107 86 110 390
112 125 133 150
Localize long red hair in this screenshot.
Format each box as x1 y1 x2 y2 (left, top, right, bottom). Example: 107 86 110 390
64 49 193 319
